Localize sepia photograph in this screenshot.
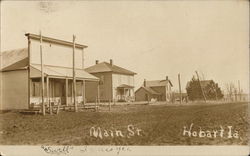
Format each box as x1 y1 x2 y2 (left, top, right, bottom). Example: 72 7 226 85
0 0 249 156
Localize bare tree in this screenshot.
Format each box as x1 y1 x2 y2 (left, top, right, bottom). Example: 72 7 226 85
225 82 237 101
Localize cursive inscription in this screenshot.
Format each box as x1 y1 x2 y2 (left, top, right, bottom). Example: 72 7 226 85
80 146 132 155
41 146 74 155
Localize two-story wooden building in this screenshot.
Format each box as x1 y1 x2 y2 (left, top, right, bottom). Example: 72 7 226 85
0 33 99 110
85 60 136 102
135 77 173 102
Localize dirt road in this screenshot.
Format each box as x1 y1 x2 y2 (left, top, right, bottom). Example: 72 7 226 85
0 102 248 145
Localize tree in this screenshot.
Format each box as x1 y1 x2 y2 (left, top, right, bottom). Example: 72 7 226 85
186 76 203 101
186 77 224 101
203 81 224 100
225 82 238 101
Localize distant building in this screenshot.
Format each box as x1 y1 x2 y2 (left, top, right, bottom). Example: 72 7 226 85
172 92 188 103
135 77 173 102
85 60 136 102
0 33 99 110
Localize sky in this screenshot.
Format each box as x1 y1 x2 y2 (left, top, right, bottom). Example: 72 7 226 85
0 0 249 93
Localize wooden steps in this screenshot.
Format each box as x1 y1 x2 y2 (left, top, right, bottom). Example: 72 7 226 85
19 109 41 115
61 105 99 111
19 104 99 115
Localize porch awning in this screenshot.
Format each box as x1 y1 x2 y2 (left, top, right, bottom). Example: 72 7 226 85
30 64 99 81
117 84 134 89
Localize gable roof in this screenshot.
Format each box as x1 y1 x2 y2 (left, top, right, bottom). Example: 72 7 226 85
2 58 28 71
135 86 161 95
1 48 28 71
117 84 134 89
85 62 136 75
145 79 173 87
200 80 213 88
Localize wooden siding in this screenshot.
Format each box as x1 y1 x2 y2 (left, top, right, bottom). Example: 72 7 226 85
86 72 113 101
112 73 134 100
135 87 159 101
30 39 84 69
85 81 99 102
2 70 28 110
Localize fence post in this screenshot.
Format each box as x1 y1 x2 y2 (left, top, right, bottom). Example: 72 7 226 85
95 97 97 111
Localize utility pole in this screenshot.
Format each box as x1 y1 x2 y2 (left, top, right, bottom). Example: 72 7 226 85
40 31 45 115
82 48 85 69
178 73 182 104
73 35 77 112
238 80 241 101
195 71 206 103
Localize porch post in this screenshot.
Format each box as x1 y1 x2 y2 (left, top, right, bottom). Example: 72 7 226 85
47 76 52 114
82 80 86 105
132 88 135 100
28 36 31 109
72 35 77 112
65 78 68 106
97 83 100 104
71 81 73 105
29 79 32 108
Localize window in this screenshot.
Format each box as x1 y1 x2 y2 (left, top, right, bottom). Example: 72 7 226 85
32 82 40 97
99 75 104 85
127 75 130 84
118 74 121 84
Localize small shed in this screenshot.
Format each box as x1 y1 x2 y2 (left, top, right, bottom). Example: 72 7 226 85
135 76 173 102
135 86 161 101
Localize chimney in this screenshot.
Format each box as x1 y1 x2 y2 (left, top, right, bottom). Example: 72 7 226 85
143 79 146 87
166 76 168 81
110 59 113 66
95 60 99 64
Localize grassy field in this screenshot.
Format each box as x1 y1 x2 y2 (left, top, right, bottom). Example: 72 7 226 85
0 102 248 145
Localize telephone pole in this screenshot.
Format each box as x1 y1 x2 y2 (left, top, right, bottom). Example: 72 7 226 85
178 73 182 104
40 31 45 115
73 35 77 112
195 71 206 103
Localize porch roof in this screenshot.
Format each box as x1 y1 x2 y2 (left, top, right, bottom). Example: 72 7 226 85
117 84 134 89
30 64 99 81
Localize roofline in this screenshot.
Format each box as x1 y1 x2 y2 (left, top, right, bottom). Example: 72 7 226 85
31 75 99 81
30 64 99 80
1 67 28 72
31 63 84 70
169 80 173 87
87 71 136 75
113 71 137 75
146 79 173 87
25 33 88 49
135 86 143 93
135 86 161 95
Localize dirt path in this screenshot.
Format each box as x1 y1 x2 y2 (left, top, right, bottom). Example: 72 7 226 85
0 102 248 145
